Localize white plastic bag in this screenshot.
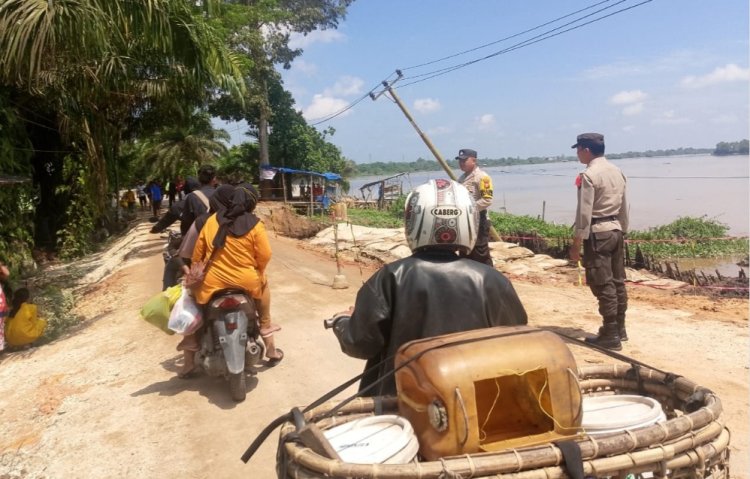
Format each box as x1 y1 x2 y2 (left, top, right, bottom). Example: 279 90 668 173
168 288 203 335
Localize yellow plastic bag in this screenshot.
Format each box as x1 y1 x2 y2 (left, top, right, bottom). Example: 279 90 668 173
140 288 177 335
165 284 182 309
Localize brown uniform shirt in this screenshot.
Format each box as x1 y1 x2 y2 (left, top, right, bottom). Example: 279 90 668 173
574 156 629 241
458 166 493 211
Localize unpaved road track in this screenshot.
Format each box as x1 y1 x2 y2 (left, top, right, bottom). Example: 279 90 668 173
1 222 747 478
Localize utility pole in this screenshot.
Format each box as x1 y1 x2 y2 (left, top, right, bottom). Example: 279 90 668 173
370 71 500 241
370 71 456 181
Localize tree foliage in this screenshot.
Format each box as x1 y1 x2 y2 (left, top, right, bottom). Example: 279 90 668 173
713 140 749 156
216 142 260 184
138 112 229 179
0 0 245 255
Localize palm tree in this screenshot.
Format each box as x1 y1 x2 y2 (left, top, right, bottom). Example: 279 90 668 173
0 0 244 211
142 112 230 177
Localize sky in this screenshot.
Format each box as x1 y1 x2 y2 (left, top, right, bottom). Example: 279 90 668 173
221 0 750 164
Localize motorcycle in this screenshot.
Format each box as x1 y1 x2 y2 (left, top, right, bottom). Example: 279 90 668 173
192 289 265 402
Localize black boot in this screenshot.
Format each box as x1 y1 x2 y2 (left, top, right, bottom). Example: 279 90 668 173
598 323 628 341
586 322 622 351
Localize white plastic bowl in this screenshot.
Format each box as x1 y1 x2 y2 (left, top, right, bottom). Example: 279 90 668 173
323 415 419 464
582 394 667 436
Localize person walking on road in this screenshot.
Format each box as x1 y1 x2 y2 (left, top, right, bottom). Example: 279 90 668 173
568 133 629 350
457 148 494 266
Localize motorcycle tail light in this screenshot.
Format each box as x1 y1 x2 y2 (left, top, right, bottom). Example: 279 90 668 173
226 320 238 331
219 297 241 309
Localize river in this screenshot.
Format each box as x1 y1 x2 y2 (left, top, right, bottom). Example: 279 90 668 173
348 154 749 276
349 154 749 236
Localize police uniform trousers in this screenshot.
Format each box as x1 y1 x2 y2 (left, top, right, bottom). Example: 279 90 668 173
583 229 628 326
468 210 493 267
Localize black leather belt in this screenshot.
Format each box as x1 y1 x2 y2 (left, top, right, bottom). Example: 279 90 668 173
591 215 617 225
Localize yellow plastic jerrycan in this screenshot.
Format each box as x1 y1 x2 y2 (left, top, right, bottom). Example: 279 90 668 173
394 326 582 460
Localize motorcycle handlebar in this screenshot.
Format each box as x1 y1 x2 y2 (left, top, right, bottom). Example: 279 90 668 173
323 318 335 329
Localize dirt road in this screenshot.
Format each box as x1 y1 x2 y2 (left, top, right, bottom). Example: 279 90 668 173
1 221 747 478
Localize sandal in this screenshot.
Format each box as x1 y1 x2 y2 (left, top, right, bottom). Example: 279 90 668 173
266 348 284 367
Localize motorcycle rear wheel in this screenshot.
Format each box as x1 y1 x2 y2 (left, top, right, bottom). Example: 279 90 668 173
229 372 247 402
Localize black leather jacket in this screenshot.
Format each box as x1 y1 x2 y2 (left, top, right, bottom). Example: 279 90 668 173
333 249 528 396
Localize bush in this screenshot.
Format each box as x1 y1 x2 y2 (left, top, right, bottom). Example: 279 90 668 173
628 216 748 259
0 180 36 274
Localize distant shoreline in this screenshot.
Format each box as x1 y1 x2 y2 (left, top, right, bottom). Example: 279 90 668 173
350 151 750 179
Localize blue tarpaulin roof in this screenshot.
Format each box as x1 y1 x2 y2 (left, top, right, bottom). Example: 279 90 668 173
261 165 342 181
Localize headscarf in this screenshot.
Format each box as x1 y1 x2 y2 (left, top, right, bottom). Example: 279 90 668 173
194 184 234 234
9 287 29 318
213 183 260 249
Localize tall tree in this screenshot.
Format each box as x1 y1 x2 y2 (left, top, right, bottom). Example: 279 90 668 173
0 0 245 254
212 0 354 167
140 112 229 178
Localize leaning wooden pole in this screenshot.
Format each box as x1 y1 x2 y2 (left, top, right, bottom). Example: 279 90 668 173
379 81 457 181
372 71 500 241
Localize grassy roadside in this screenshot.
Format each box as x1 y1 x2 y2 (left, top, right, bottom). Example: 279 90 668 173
341 203 748 261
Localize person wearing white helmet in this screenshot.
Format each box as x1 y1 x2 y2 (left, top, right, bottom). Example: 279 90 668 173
331 179 527 396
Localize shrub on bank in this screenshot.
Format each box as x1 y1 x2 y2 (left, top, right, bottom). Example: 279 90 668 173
343 206 748 261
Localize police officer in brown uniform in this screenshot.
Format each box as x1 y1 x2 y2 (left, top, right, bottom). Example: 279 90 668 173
569 133 629 350
457 148 494 266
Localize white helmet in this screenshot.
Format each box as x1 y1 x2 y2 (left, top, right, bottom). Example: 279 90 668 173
404 179 478 254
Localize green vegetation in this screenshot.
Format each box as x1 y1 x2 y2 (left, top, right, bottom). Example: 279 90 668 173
0 0 354 260
628 216 748 259
344 207 748 262
344 197 407 229
713 140 749 156
0 179 36 274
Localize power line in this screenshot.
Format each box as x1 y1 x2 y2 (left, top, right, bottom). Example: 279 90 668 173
400 0 619 71
307 72 400 126
310 0 655 125
398 0 654 89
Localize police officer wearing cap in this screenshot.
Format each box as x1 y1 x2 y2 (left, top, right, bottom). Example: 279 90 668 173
456 148 494 266
569 133 629 350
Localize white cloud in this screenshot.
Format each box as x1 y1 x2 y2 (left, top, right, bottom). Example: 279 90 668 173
413 98 441 113
583 61 648 80
302 94 352 121
622 103 645 116
291 59 318 75
324 76 364 97
610 90 648 105
680 64 750 88
651 110 690 125
474 113 496 130
581 50 708 80
622 125 636 132
288 30 345 49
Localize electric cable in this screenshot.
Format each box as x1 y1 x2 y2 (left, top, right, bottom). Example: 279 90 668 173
400 0 619 71
398 0 654 89
304 72 400 126
400 0 633 82
309 0 656 125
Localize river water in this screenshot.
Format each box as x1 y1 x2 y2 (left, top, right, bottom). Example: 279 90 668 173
349 154 749 275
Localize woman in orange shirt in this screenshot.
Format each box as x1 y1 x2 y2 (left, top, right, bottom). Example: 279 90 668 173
184 184 282 376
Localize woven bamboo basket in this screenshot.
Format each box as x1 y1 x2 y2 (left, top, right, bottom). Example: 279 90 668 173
277 363 730 478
